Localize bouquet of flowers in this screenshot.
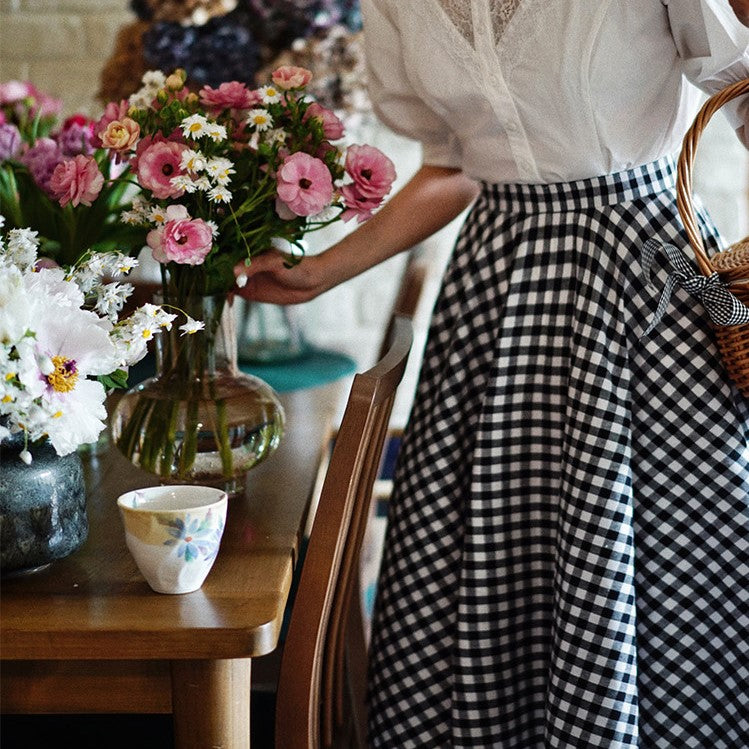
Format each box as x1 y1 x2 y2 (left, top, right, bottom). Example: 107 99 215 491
96 66 394 294
0 80 147 267
0 218 188 462
97 65 395 491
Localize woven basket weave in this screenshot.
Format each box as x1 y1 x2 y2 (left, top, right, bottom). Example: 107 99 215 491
676 78 749 396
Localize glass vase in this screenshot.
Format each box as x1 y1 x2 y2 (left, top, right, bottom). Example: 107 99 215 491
110 293 285 496
237 299 310 364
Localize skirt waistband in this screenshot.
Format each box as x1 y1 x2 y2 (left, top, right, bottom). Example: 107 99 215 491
481 156 677 213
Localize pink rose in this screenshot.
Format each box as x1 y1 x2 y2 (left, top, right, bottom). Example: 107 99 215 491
135 139 188 199
93 100 131 148
146 206 213 266
99 117 140 152
275 151 334 217
340 183 383 224
271 66 313 91
303 102 345 141
199 81 260 115
49 154 104 207
344 144 396 200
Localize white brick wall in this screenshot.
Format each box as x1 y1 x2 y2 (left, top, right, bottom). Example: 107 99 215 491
1 0 747 424
0 0 132 117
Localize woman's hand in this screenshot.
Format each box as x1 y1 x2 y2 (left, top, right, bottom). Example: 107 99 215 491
234 250 331 305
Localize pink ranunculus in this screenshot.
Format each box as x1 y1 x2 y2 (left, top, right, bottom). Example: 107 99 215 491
275 152 334 217
339 183 383 224
93 99 131 148
99 117 140 152
344 144 396 200
271 66 313 91
199 81 260 115
146 207 213 266
135 139 188 199
303 102 345 141
49 154 105 207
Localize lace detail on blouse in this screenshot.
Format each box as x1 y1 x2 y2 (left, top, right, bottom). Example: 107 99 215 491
437 0 523 47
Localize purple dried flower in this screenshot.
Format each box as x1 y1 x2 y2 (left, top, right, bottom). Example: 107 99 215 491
0 123 23 161
19 137 63 195
56 115 96 157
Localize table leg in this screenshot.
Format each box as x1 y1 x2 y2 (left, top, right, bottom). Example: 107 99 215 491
171 658 252 749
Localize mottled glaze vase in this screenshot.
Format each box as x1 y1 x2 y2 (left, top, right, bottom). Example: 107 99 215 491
0 436 88 575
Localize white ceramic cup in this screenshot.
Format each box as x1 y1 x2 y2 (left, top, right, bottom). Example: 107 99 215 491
117 485 228 594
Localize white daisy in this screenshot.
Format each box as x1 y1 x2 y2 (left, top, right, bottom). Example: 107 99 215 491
148 206 168 225
247 108 274 131
180 149 208 173
180 114 210 140
260 85 282 104
193 176 213 192
205 157 235 185
207 186 232 204
120 209 145 226
205 123 228 142
171 175 198 193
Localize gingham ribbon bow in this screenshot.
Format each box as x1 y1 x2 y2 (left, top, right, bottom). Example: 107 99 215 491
641 238 749 335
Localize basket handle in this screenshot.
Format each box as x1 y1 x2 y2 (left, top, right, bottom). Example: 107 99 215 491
676 78 749 277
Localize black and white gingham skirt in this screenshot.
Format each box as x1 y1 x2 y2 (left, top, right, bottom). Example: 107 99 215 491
367 157 749 748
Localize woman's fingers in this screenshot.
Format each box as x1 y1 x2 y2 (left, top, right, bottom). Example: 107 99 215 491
233 251 323 305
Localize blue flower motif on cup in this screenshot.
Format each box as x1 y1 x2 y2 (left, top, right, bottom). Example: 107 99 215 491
161 509 224 563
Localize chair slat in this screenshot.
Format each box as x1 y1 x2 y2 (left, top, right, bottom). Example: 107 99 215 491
275 317 413 749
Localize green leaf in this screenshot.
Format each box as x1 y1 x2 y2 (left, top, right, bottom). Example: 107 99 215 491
98 369 130 390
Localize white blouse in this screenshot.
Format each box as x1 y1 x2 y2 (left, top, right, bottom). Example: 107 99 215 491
360 0 749 183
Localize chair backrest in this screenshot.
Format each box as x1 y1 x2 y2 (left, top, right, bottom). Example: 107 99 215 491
377 247 427 362
275 316 413 749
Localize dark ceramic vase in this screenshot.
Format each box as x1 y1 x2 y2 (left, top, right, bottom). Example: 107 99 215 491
0 436 88 575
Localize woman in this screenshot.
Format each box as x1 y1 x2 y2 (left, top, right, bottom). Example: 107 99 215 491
237 2 749 746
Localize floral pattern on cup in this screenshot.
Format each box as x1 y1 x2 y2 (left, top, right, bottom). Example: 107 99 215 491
161 509 225 563
117 485 228 594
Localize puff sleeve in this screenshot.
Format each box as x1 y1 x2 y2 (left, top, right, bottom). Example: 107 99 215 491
360 0 462 168
664 0 749 129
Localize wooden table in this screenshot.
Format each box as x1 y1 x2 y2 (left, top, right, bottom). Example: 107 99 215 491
0 382 345 749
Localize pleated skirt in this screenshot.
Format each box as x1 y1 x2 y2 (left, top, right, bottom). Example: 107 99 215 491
366 157 749 748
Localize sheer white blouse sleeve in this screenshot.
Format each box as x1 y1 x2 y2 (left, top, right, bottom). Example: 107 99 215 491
360 0 749 183
666 0 749 128
360 0 463 169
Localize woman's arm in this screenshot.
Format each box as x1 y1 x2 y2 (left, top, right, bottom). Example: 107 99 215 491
730 0 749 26
234 165 480 305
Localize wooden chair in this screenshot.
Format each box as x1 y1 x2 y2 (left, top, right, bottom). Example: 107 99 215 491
274 316 413 749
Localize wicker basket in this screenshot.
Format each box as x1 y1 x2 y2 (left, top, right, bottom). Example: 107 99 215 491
676 78 749 396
